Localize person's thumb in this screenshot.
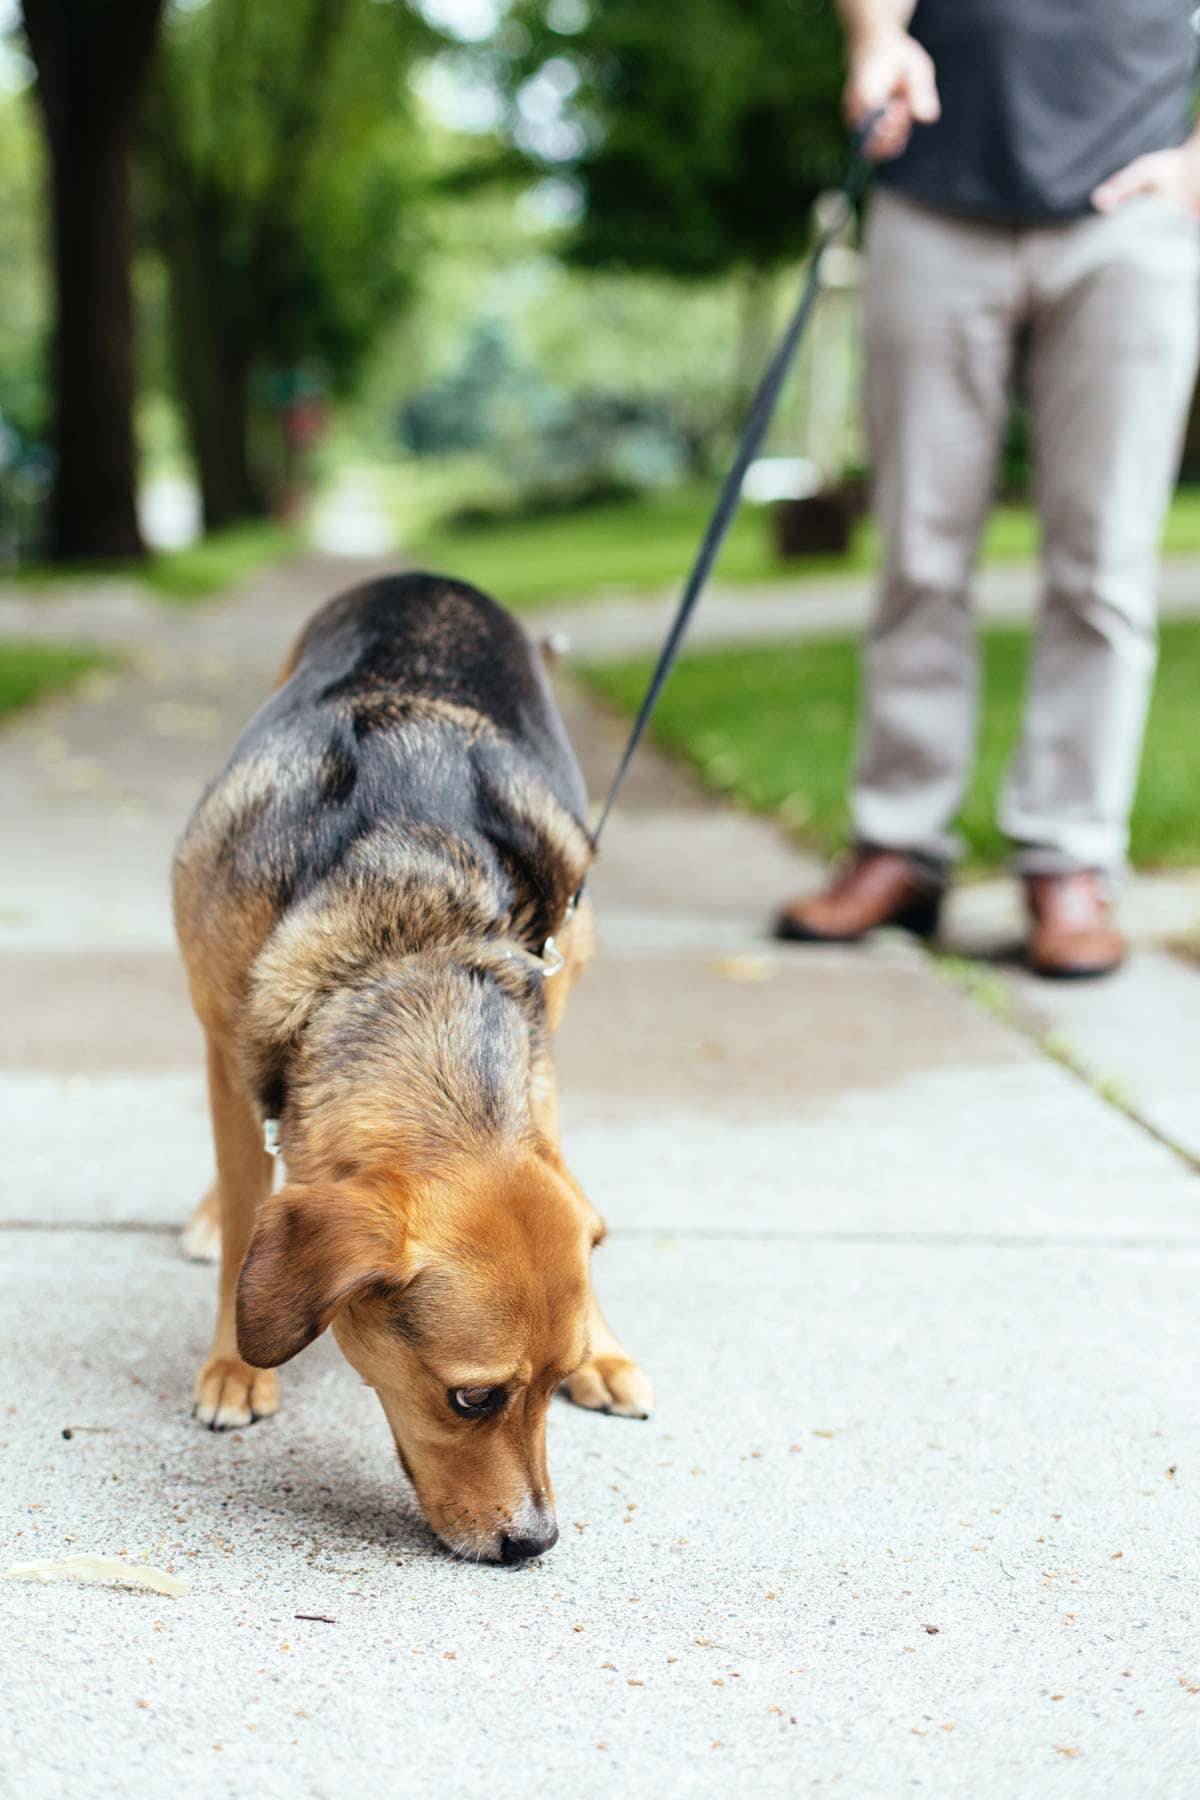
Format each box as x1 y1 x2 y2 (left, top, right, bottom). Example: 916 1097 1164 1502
1092 153 1160 212
904 46 941 124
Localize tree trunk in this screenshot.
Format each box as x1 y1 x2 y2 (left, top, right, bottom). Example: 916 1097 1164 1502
43 116 143 558
22 0 165 562
163 192 266 530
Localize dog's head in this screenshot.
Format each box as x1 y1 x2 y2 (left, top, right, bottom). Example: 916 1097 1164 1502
236 1149 596 1563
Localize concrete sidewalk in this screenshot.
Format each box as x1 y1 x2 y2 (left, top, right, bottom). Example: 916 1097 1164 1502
7 544 1200 662
2 556 1199 1799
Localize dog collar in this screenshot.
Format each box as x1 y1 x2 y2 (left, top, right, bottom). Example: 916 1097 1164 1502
260 919 572 1159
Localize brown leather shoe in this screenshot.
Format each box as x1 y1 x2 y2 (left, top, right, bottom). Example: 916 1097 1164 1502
1024 871 1126 979
774 849 944 944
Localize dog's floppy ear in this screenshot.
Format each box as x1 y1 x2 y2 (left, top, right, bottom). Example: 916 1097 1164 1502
236 1182 406 1369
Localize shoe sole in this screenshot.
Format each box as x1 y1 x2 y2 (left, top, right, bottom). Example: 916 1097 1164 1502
1028 959 1125 981
773 893 943 946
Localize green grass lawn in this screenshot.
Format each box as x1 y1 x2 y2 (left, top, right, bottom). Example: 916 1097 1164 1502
407 482 788 609
9 520 298 603
405 480 1200 612
582 618 1200 870
0 640 113 722
143 520 299 600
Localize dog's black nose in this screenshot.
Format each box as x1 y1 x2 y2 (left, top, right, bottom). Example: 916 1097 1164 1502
499 1522 559 1564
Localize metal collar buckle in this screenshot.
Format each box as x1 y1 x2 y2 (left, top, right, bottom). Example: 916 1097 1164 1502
506 934 565 979
535 935 566 977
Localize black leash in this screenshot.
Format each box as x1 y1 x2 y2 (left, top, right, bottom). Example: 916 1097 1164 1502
586 117 880 858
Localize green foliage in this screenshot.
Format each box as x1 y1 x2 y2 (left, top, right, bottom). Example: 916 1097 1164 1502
143 519 299 600
13 519 297 600
0 640 111 720
0 87 47 445
153 0 429 392
583 618 1200 870
400 318 537 454
497 0 846 276
371 172 762 477
400 476 1200 610
143 0 434 529
405 480 798 607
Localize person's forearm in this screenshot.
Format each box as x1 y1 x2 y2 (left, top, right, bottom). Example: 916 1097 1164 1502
835 1 917 44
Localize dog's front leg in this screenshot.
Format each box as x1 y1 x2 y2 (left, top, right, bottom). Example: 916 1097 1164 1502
562 1291 654 1420
192 1034 279 1430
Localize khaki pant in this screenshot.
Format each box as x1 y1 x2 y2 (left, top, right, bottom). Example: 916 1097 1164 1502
854 188 1200 874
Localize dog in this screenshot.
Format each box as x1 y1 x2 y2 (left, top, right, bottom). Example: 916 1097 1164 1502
173 572 652 1563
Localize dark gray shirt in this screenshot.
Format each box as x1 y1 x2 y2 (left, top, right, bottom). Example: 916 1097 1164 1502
877 0 1198 221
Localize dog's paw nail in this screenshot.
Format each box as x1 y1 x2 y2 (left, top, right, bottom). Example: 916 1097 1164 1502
563 1356 654 1419
193 1357 278 1431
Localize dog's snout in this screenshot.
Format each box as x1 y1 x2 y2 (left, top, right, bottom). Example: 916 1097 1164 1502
499 1521 559 1564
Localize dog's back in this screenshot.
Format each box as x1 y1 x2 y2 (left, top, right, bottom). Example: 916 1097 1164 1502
271 570 587 822
174 572 592 1024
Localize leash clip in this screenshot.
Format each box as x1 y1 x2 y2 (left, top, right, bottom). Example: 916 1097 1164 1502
501 934 566 979
537 935 566 978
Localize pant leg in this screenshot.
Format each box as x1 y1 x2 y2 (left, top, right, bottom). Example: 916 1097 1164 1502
853 190 1021 866
1003 197 1200 876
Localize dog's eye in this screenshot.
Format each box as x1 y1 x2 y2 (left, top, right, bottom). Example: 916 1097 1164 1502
449 1385 506 1419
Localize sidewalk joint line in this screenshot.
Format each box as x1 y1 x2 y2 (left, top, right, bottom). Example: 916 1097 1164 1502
3 1220 1199 1251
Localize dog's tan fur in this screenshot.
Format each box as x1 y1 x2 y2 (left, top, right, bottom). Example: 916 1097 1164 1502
173 576 650 1562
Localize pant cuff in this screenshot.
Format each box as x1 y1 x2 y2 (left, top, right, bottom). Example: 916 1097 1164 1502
1009 845 1126 883
853 838 953 888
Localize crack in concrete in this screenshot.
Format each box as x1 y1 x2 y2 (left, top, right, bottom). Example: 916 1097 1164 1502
932 953 1200 1180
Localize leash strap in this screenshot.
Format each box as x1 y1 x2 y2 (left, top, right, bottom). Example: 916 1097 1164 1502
587 118 880 855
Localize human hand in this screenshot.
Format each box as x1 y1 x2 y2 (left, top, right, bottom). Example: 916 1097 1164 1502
1092 140 1200 217
844 26 940 160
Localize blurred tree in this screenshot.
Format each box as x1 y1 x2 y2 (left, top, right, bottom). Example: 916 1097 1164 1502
145 0 428 530
400 319 532 455
485 0 846 445
0 86 47 447
21 0 165 559
497 0 846 275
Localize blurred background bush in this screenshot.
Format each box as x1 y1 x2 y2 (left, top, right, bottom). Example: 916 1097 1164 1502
6 0 1200 869
0 0 875 575
3 0 1200 584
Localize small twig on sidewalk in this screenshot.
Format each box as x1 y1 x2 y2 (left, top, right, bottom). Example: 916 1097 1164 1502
295 1612 336 1623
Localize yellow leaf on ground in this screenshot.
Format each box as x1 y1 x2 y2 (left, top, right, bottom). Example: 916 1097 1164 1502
5 1554 188 1598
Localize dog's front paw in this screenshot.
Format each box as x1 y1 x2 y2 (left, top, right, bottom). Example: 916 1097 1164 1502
562 1356 653 1420
193 1356 278 1430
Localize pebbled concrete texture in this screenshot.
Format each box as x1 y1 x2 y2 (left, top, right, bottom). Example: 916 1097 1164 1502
3 1229 1198 1800
943 879 1200 1168
2 553 1200 1798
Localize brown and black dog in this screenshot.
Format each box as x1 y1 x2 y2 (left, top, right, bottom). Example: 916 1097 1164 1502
173 572 651 1563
